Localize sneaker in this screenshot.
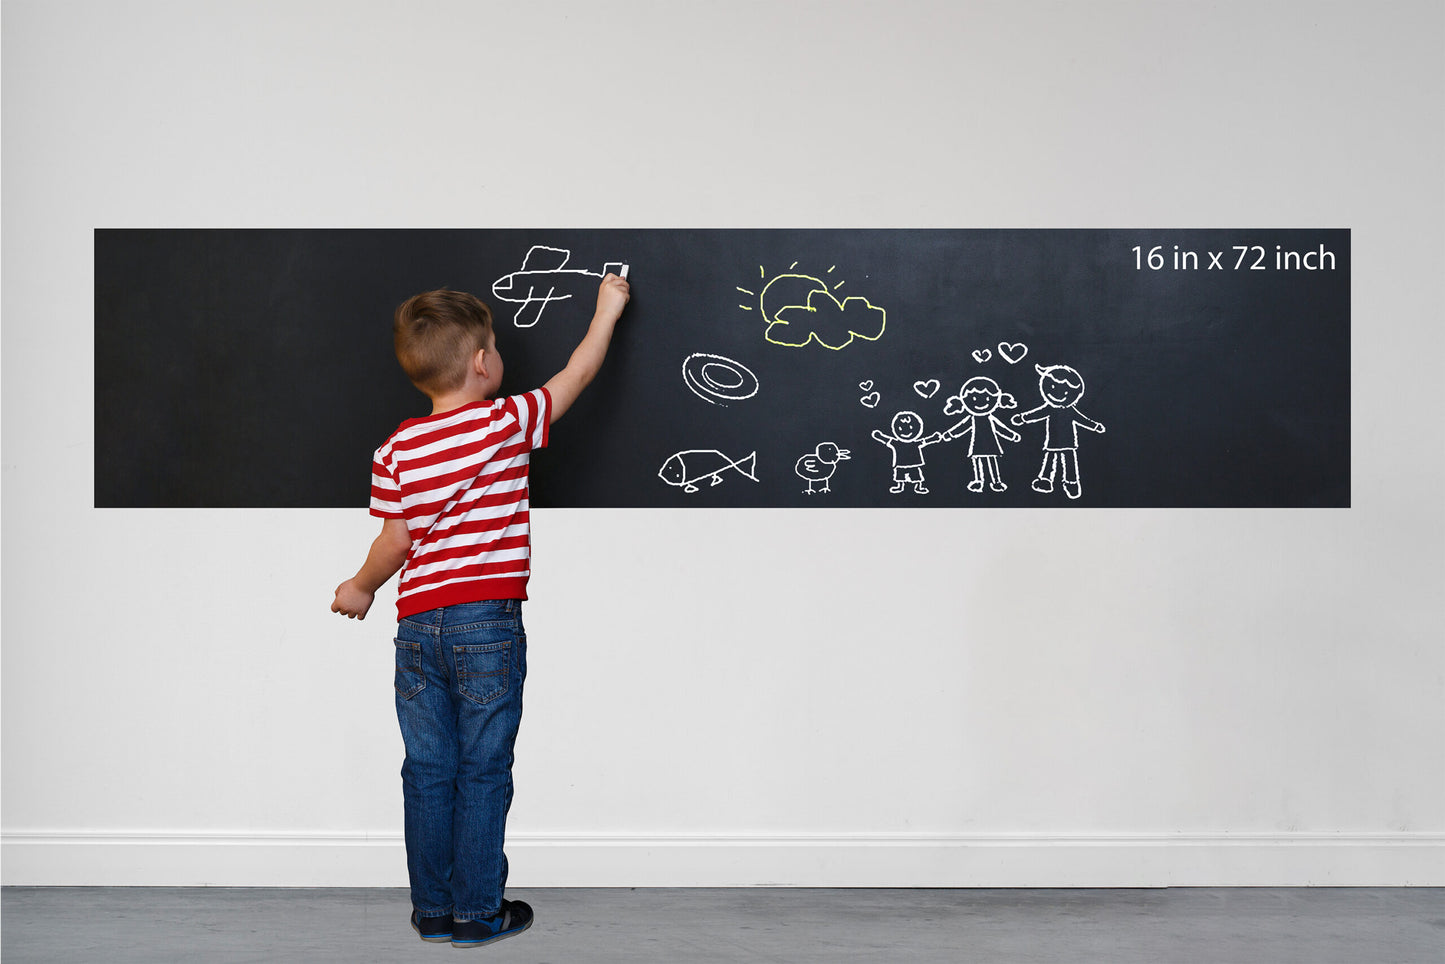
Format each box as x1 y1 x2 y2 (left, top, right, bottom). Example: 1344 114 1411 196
453 900 533 948
410 910 453 943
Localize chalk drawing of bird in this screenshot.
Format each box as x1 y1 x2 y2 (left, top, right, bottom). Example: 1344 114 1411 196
795 442 851 494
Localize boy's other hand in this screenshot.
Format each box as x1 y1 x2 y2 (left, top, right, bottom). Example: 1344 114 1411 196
332 579 375 620
596 273 631 323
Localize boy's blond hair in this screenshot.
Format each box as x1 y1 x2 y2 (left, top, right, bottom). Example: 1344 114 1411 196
393 288 495 396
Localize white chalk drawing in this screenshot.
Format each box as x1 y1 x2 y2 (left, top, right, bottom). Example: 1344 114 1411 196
913 379 940 399
682 353 759 406
739 262 887 350
859 380 874 391
872 411 946 495
795 442 851 495
972 348 992 363
658 449 759 493
860 391 881 409
998 342 1029 364
942 376 1021 493
1010 364 1105 500
491 245 623 329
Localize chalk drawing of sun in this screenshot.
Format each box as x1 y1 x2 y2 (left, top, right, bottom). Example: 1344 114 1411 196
737 261 887 350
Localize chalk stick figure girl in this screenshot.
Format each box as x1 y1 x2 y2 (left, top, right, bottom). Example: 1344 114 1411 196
942 376 1021 492
1010 363 1105 500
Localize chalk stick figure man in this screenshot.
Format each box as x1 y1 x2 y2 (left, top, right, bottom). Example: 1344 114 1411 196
872 410 945 494
942 376 1021 493
1011 364 1105 500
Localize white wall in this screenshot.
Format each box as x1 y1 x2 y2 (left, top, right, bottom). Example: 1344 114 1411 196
3 1 1442 886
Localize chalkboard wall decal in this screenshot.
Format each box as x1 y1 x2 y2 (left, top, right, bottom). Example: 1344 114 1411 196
94 228 1349 509
658 450 760 493
681 352 760 406
795 443 852 495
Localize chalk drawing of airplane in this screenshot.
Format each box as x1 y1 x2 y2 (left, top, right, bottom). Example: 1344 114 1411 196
491 245 625 328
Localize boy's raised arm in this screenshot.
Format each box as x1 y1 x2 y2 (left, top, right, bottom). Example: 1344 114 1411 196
543 274 630 425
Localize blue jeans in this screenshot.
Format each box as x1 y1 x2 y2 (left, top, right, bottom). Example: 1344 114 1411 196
394 600 526 922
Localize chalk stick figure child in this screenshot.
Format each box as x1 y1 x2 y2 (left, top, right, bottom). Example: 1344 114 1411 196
1011 363 1105 500
942 376 1021 492
872 410 945 494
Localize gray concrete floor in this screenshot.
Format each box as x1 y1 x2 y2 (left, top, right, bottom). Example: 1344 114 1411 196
3 887 1442 963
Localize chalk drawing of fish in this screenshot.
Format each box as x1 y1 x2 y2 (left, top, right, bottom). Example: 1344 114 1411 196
658 450 759 493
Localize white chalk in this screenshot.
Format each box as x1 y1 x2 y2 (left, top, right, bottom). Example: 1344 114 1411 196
620 264 630 279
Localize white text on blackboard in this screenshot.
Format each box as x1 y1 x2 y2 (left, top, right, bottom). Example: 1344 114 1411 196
1132 244 1337 271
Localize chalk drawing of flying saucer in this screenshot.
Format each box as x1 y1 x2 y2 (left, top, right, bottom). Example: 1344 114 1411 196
682 353 760 406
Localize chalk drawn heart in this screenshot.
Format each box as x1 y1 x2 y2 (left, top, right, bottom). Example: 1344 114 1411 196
859 380 874 391
999 342 1028 364
972 349 992 363
860 392 880 408
913 379 940 399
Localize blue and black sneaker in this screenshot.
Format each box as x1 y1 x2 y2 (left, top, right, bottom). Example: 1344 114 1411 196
452 900 533 948
410 910 453 943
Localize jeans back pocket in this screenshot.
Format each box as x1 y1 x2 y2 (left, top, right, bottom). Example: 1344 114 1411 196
394 638 426 700
453 641 510 705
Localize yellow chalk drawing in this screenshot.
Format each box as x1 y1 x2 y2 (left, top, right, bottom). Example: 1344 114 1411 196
749 264 887 351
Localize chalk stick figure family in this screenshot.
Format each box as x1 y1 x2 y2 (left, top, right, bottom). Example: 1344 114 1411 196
872 363 1105 499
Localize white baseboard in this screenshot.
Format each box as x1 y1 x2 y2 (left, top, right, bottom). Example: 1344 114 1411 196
3 831 1442 888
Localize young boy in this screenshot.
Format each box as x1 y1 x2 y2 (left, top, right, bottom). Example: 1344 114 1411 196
331 275 630 947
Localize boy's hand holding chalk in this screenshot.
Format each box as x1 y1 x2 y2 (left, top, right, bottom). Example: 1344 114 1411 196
596 267 630 323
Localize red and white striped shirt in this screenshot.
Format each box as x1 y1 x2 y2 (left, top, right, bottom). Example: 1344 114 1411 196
370 389 551 618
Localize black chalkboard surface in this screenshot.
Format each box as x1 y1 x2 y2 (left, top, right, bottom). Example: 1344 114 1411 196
95 229 1349 508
